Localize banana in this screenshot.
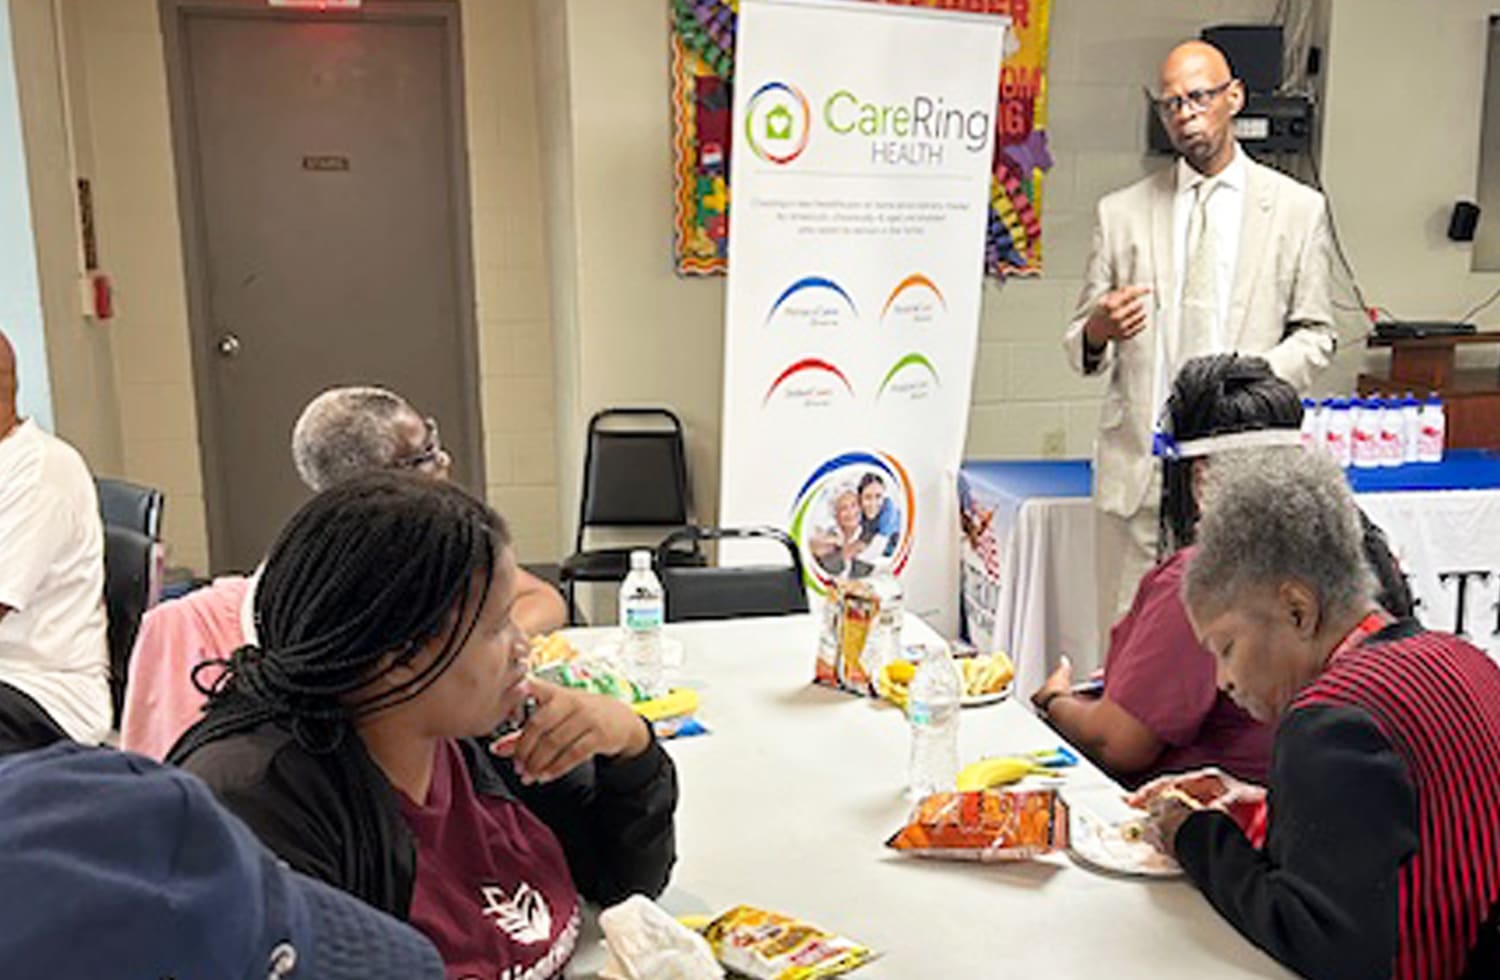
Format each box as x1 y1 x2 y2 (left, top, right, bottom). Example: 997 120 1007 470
958 652 1015 696
633 687 699 722
885 660 917 684
956 756 1050 791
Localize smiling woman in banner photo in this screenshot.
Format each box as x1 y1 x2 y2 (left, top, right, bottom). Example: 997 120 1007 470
809 473 903 581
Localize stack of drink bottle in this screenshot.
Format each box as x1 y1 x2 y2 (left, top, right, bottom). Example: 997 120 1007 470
1300 393 1446 468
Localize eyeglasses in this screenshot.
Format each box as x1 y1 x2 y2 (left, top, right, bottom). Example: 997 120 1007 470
1146 80 1234 118
393 416 447 472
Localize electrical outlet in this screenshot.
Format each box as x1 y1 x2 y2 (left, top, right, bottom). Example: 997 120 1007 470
1041 428 1066 459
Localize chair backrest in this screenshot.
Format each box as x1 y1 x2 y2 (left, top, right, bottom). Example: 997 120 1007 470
97 478 165 541
577 408 691 549
103 525 154 724
656 526 810 623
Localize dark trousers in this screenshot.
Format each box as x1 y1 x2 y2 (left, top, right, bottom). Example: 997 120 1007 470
0 680 69 757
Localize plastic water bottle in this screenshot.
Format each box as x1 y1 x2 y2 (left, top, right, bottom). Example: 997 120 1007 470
1352 398 1381 469
1418 394 1446 463
1299 399 1319 452
1378 397 1404 467
1326 397 1352 467
907 643 961 800
866 570 904 682
1400 393 1421 464
618 550 666 697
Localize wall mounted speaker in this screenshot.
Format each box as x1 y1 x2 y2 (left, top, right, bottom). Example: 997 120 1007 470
1449 201 1481 242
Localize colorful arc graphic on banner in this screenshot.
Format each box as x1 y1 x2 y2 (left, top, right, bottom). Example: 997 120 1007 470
880 273 947 319
764 276 859 324
876 353 941 398
763 358 855 405
744 80 811 164
788 450 916 595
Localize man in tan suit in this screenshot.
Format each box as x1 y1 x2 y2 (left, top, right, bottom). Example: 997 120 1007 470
1064 41 1335 631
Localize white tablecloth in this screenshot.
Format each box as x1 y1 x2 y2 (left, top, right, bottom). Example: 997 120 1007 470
567 613 1288 978
961 466 1500 699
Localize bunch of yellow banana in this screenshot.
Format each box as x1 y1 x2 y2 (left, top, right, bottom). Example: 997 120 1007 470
956 755 1054 791
875 659 917 710
529 632 578 668
959 651 1014 697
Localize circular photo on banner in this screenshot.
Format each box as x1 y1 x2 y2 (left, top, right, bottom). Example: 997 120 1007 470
789 451 915 595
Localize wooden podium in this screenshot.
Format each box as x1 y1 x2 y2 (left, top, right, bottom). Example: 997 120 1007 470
1359 332 1500 450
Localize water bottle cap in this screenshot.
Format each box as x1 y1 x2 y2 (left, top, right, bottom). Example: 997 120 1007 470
1332 398 1348 409
1302 398 1315 408
630 550 652 571
1319 398 1333 407
1425 393 1442 405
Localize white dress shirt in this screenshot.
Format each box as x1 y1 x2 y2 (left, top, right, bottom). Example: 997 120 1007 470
1172 141 1247 353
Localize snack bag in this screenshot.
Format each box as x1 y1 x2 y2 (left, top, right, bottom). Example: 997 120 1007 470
885 789 1069 861
701 906 876 980
835 581 878 693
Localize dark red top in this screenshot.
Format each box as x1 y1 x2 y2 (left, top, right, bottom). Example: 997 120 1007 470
1103 548 1272 785
398 739 582 980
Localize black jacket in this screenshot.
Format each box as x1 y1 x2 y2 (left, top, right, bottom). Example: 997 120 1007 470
176 720 677 919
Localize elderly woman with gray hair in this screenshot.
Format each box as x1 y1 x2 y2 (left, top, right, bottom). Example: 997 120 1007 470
1137 448 1500 980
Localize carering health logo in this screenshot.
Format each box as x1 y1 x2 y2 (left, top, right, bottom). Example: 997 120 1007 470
745 80 811 165
789 451 916 596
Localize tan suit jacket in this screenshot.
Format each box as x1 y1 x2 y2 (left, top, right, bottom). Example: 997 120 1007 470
1063 155 1336 518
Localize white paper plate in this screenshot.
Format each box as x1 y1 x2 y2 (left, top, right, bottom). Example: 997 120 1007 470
1068 806 1183 878
959 682 1013 707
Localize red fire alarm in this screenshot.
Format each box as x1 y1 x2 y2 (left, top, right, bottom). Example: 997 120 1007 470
81 273 113 320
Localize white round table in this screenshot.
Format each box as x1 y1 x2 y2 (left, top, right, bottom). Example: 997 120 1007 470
566 613 1289 978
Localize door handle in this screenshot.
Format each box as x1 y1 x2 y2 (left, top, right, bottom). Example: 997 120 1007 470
217 333 242 358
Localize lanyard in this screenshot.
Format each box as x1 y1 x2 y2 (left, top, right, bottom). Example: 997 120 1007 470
1330 610 1394 662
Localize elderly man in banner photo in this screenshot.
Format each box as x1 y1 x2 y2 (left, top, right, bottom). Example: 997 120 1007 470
1063 40 1336 632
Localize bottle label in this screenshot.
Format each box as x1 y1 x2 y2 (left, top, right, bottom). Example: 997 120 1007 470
908 701 932 727
624 604 663 631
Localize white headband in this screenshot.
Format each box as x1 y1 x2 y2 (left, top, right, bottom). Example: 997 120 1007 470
1166 428 1305 460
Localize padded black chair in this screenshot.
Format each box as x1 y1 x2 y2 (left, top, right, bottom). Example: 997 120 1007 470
560 408 703 623
655 526 809 623
96 478 165 541
103 524 154 725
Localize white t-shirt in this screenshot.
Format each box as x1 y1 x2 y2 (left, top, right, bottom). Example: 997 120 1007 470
0 420 111 743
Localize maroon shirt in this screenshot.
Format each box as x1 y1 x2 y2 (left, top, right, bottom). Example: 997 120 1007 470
398 739 582 980
1102 548 1271 785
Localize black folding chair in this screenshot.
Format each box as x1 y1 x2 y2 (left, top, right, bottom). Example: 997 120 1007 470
103 525 154 725
560 408 703 623
96 478 165 541
655 526 809 623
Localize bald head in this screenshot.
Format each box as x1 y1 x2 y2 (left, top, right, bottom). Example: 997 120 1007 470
1159 41 1232 91
1154 40 1243 176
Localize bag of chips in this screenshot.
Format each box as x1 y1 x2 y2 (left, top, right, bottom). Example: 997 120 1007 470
701 905 876 980
885 789 1069 861
814 581 883 697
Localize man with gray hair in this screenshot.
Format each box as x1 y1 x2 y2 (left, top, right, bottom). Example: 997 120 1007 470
281 386 565 633
1133 449 1500 979
292 386 452 491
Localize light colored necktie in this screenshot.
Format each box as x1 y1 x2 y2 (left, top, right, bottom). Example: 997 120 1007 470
1178 177 1220 361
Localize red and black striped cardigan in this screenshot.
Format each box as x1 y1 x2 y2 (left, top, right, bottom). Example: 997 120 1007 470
1176 621 1500 980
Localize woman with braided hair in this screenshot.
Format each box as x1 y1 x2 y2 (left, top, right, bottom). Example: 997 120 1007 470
1032 353 1413 789
169 471 676 977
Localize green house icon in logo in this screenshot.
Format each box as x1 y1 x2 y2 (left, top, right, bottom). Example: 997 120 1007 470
765 104 794 141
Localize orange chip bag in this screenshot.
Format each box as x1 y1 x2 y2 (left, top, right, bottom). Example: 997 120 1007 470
885 789 1069 861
